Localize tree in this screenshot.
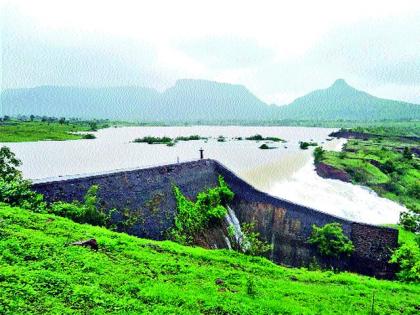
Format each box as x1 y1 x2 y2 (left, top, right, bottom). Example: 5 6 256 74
0 146 22 181
59 117 66 124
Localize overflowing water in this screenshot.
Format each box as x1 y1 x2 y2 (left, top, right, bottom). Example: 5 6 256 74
224 206 244 250
2 126 406 224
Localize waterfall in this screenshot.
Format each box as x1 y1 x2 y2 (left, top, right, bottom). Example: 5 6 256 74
224 206 244 250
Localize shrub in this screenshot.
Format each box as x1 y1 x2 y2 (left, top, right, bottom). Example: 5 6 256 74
313 147 325 163
0 178 45 211
259 144 270 150
390 242 420 282
299 141 317 150
239 222 272 257
382 159 396 174
175 135 204 141
403 147 412 159
246 135 284 142
89 121 98 131
82 133 96 139
399 211 420 233
0 146 45 211
50 185 110 227
308 223 354 257
169 176 234 245
133 136 173 144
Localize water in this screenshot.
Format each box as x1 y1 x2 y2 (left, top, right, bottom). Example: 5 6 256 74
225 206 244 248
2 126 405 224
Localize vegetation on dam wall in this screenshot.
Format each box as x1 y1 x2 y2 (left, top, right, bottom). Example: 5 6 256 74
168 176 234 245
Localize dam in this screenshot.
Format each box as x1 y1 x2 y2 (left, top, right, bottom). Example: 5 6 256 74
32 159 398 278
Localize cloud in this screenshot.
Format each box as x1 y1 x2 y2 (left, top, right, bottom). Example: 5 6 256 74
177 37 274 69
307 14 420 86
2 0 420 105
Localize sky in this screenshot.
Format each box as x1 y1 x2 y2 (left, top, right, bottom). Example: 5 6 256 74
2 0 420 105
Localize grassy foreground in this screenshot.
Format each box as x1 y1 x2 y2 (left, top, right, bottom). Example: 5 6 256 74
0 205 419 314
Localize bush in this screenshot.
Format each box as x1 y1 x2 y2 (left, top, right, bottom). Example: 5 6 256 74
399 211 420 233
0 146 45 211
0 178 45 211
239 222 272 257
133 136 173 144
246 134 284 142
259 144 271 150
169 176 234 245
299 141 318 150
403 147 412 159
390 243 420 282
89 121 98 131
82 133 96 139
175 135 204 141
50 185 110 227
308 223 354 257
313 147 325 163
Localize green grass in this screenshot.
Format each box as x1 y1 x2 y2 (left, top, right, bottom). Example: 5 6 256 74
0 121 95 142
1 204 419 314
320 129 420 212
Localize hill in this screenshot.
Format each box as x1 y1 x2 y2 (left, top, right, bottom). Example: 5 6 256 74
1 80 273 122
277 79 420 120
0 204 419 314
2 79 419 122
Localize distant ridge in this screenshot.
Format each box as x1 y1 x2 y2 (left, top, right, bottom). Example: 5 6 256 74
1 79 419 121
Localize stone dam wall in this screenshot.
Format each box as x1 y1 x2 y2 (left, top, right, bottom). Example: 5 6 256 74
32 159 398 278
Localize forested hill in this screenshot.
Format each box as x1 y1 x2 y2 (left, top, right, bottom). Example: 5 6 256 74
2 79 419 122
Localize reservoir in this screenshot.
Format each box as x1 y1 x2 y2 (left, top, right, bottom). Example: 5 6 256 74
3 126 405 224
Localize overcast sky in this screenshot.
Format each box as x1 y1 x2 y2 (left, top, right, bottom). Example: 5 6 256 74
2 0 420 105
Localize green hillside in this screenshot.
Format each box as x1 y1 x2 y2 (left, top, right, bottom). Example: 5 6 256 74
1 204 419 314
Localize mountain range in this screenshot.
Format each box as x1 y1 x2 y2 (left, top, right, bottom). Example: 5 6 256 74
1 79 419 121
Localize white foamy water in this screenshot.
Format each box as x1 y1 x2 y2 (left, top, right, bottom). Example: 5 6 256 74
267 161 404 224
2 126 406 224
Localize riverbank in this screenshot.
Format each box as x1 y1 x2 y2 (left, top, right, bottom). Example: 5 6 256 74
0 119 136 142
0 120 100 142
316 128 419 213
